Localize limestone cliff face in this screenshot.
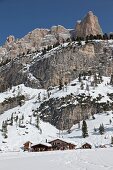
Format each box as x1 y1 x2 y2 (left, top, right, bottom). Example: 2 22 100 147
0 11 103 64
29 42 113 89
79 43 95 56
1 40 113 92
0 26 70 63
50 25 70 42
75 11 103 38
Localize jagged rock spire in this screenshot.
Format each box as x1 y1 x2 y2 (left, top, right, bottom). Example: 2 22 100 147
75 11 103 38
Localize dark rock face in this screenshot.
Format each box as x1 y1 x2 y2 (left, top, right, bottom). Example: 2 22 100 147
38 96 88 130
0 95 25 114
38 92 112 130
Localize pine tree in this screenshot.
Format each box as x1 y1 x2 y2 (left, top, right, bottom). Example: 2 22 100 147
2 121 8 139
29 116 32 124
111 136 113 144
59 79 63 90
19 119 21 127
94 127 97 132
2 121 5 132
38 92 41 102
82 120 88 138
42 47 46 55
15 115 18 123
21 114 24 121
78 73 81 82
64 82 68 92
86 83 89 92
110 74 113 85
99 124 105 135
94 74 98 86
109 119 112 124
80 81 84 90
36 115 39 129
10 113 14 125
103 33 108 40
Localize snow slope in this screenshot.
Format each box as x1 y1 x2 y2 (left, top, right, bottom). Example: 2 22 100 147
0 85 59 151
62 111 113 148
0 149 113 170
0 76 113 151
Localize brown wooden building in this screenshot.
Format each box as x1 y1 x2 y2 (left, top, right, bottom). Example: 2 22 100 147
99 144 106 148
49 138 76 150
31 143 52 152
81 143 92 149
23 141 32 151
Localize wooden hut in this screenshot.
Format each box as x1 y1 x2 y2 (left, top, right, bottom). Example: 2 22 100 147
31 143 52 152
23 141 32 151
81 142 92 149
49 138 76 150
99 144 106 148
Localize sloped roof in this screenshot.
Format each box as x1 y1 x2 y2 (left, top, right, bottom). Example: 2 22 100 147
49 138 77 146
31 142 52 148
81 142 92 146
23 141 32 145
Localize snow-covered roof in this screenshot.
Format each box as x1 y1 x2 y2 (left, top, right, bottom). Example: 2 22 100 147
49 138 77 146
81 142 92 146
31 142 52 147
23 141 32 145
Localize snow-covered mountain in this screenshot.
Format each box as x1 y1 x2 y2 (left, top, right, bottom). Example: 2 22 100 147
1 10 113 170
0 15 113 152
0 75 113 151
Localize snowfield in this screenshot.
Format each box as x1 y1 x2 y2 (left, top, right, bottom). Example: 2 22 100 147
1 148 113 170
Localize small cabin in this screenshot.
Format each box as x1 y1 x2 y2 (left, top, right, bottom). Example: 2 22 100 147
99 144 106 148
49 138 76 150
81 142 92 149
31 143 52 152
23 141 32 151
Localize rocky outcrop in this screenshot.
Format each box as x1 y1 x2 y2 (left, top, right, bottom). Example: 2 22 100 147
75 11 103 38
39 95 93 130
50 25 70 42
6 35 15 44
0 95 25 114
29 41 113 89
38 91 112 130
0 11 103 65
0 26 71 63
79 43 95 56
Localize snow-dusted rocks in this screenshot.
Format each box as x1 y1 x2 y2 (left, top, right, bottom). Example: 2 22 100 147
6 35 15 44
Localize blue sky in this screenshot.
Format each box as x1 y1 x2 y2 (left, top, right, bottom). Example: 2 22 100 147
0 0 113 44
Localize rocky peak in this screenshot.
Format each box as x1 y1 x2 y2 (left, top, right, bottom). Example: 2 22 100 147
51 25 69 34
6 35 15 44
75 11 103 38
50 25 70 42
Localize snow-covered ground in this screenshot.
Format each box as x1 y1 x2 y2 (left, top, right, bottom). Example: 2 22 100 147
1 148 113 170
